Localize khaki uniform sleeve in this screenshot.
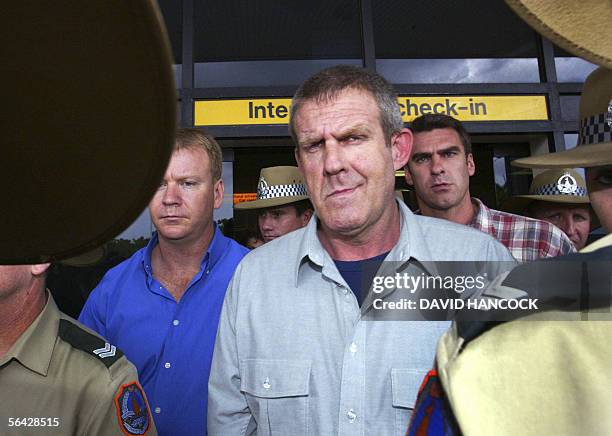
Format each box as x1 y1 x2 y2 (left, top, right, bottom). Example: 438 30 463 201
83 358 157 436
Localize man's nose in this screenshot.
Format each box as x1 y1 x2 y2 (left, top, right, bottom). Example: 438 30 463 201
322 140 346 176
259 214 274 230
162 182 180 205
430 154 445 175
563 216 577 236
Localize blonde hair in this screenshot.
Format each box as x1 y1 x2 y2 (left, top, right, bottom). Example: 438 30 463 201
174 128 222 181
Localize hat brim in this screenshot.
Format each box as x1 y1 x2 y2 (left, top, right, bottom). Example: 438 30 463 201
512 142 612 169
503 195 589 213
235 195 310 210
2 2 176 264
505 0 612 70
59 246 106 267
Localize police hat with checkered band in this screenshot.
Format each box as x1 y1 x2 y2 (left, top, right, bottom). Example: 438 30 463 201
235 166 309 210
2 2 175 264
502 168 599 228
503 168 590 212
513 67 612 169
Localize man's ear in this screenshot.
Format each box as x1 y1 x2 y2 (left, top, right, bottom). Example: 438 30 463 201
213 178 224 209
300 209 313 226
391 128 413 171
31 263 51 277
467 153 476 177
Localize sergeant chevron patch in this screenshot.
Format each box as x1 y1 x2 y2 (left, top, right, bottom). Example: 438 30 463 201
58 319 124 368
93 342 117 359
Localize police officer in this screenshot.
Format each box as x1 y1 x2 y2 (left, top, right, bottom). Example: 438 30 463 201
235 166 313 243
502 168 596 250
0 264 155 435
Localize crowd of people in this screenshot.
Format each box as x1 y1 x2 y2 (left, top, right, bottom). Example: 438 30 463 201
1 1 612 435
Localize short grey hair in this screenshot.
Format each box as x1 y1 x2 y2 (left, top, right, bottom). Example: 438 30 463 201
289 65 403 147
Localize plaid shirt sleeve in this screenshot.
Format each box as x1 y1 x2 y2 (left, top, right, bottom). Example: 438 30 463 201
542 222 576 257
470 199 576 262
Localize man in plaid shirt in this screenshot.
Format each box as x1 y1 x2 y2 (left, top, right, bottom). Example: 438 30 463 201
404 113 574 262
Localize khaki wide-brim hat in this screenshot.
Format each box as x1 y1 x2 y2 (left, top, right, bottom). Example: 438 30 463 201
235 166 309 210
502 168 599 229
503 168 590 214
2 2 176 264
502 168 600 229
513 67 612 168
505 0 612 70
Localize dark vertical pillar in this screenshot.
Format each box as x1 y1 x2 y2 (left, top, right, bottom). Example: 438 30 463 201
538 35 566 151
181 0 194 127
360 0 376 72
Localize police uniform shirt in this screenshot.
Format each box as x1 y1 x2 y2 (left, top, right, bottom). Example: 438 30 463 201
430 237 612 435
0 293 155 436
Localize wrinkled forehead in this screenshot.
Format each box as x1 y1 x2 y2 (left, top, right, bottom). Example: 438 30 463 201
294 89 381 134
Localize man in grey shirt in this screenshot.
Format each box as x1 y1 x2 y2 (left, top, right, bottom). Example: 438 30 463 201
208 65 515 436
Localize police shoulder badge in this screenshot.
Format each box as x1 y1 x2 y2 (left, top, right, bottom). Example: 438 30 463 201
114 382 151 435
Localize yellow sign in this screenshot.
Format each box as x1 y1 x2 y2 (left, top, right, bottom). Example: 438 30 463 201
396 96 547 121
194 95 548 126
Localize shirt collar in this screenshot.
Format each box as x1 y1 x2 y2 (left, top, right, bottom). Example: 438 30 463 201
470 198 495 235
293 199 438 285
2 292 59 376
142 224 227 276
206 224 230 271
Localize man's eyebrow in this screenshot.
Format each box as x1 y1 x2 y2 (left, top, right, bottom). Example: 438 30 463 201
341 123 371 135
297 132 320 146
298 123 373 146
174 175 202 181
436 145 462 154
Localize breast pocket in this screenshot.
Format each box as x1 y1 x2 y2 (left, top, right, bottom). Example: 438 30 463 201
240 359 311 436
391 368 427 436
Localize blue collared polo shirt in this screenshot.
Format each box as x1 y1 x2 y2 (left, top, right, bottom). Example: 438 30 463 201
79 226 248 435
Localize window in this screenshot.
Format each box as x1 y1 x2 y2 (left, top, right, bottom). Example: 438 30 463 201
373 0 540 83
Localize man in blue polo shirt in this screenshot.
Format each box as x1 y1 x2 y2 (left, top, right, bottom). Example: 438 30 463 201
79 128 248 435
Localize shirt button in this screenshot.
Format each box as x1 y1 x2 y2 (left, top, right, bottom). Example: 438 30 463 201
349 342 358 353
347 408 357 423
263 377 271 390
164 362 171 369
173 319 180 326
154 407 161 414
